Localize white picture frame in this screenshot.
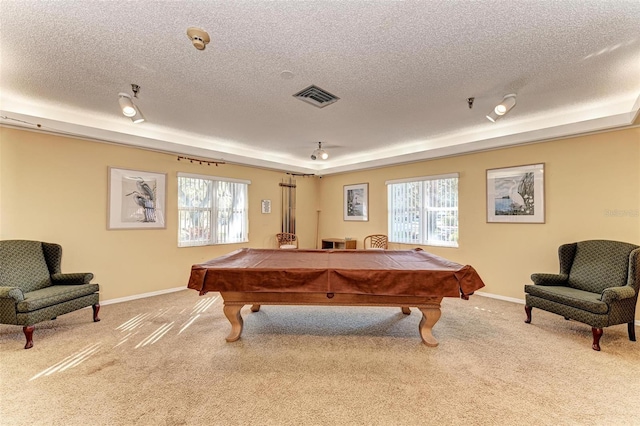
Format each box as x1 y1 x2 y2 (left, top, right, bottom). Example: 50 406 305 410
344 183 369 221
487 163 545 223
261 199 271 214
108 167 167 229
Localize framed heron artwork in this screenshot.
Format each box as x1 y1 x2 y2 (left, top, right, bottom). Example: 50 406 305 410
108 167 167 229
344 183 368 221
486 163 545 223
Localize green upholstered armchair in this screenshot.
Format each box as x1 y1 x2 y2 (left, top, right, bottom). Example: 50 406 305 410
524 240 639 351
0 240 100 349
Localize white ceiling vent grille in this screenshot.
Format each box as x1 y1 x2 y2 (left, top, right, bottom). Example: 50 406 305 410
293 85 340 108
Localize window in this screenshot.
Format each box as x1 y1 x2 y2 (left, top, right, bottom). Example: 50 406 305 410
387 173 459 247
178 173 250 247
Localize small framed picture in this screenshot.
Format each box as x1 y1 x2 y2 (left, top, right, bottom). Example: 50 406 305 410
261 199 271 214
344 183 368 221
487 163 545 223
108 167 167 229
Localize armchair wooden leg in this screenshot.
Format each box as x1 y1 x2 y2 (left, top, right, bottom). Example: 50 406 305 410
629 322 636 342
524 305 532 323
23 326 34 349
92 303 101 322
592 327 603 351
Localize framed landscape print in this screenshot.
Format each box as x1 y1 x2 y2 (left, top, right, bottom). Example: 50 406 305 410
344 183 368 221
487 163 545 223
108 167 167 229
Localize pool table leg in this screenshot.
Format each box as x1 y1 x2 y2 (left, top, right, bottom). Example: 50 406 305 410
418 305 441 347
251 304 261 312
401 307 411 315
223 304 244 342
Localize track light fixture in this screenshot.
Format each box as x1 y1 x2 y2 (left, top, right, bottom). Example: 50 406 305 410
129 104 145 123
118 94 136 117
118 84 145 123
310 142 329 160
177 156 225 166
486 94 517 122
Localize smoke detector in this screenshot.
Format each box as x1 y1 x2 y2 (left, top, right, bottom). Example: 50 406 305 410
187 27 210 50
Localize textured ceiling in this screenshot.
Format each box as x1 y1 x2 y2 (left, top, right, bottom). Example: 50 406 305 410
1 1 639 175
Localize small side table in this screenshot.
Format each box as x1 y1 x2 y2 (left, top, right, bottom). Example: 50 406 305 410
321 238 357 250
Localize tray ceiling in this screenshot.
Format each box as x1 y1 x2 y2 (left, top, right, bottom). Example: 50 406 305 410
1 1 639 175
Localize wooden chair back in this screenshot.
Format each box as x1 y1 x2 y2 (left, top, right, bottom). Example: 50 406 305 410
364 234 388 249
276 232 298 249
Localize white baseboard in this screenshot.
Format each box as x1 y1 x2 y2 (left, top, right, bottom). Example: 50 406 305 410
100 286 187 306
475 291 525 305
475 291 640 327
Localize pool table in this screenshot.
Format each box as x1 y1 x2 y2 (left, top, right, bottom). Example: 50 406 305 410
188 248 485 346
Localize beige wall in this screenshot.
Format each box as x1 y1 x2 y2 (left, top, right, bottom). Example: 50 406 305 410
2 126 639 319
0 127 319 301
319 127 640 318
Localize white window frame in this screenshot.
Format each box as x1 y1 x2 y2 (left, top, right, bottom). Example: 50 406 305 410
386 173 459 248
178 172 250 247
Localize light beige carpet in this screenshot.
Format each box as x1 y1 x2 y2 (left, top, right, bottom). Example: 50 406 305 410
1 290 639 426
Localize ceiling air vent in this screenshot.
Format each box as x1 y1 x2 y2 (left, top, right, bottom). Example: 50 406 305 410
293 85 340 108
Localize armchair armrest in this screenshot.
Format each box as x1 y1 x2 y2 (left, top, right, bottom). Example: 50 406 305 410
51 273 94 285
530 273 568 286
0 286 25 302
601 286 636 304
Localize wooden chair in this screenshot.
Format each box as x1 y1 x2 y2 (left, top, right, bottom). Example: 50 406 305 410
276 232 298 249
364 234 388 250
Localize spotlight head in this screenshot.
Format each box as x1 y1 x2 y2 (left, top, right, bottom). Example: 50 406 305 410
486 111 498 122
130 105 145 123
118 93 136 117
487 94 516 122
495 94 517 116
310 142 328 160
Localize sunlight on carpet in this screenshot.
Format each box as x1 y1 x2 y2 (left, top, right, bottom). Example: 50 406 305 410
134 322 175 348
26 294 221 381
30 343 101 381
